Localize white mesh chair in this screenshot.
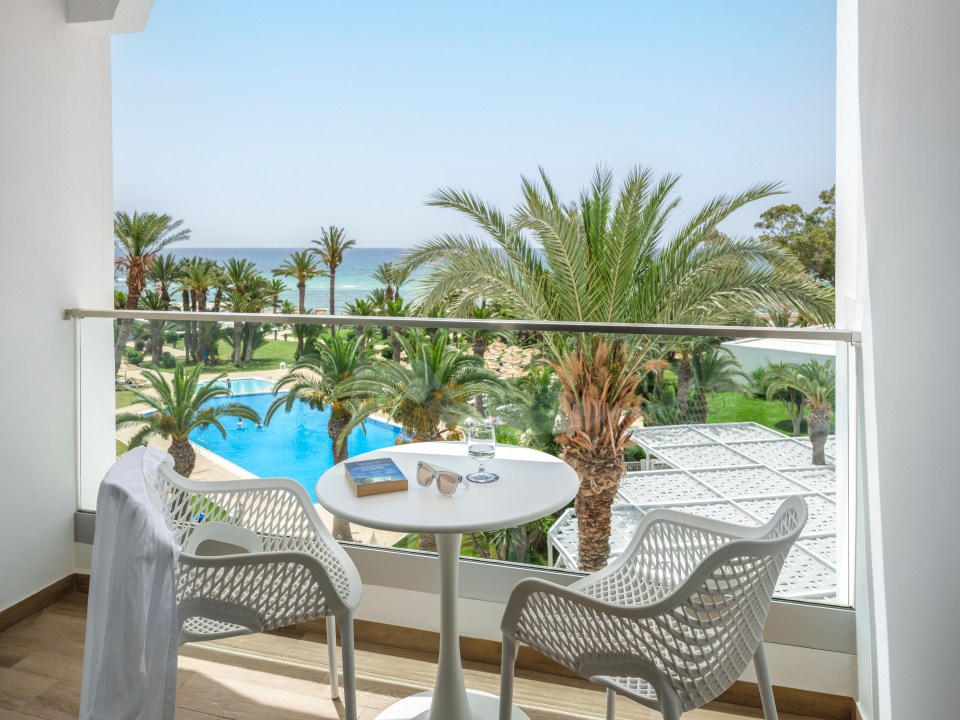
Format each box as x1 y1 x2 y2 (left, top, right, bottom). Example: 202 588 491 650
153 463 362 720
499 496 807 720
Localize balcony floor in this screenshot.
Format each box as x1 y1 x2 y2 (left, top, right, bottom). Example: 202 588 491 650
0 593 823 720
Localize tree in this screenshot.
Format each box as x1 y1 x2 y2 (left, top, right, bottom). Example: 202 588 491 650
311 226 356 316
267 334 369 542
463 304 500 414
343 298 378 353
139 290 169 365
147 253 182 306
496 364 561 455
115 364 260 476
405 165 833 571
372 262 410 304
765 359 836 464
755 185 836 285
337 331 507 552
273 250 326 356
758 362 806 436
113 211 190 372
687 345 749 423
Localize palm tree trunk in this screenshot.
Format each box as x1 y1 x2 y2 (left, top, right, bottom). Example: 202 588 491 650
168 438 196 477
676 358 693 422
297 282 307 358
390 330 402 362
328 408 355 542
232 323 242 365
329 268 336 316
150 320 162 364
562 444 623 572
243 322 256 362
113 280 144 373
418 533 438 553
807 405 831 465
691 389 708 424
790 399 803 437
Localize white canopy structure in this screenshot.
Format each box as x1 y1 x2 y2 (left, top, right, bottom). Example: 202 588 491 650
547 422 839 601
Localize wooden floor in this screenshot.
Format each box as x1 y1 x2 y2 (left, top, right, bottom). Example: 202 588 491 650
0 593 823 720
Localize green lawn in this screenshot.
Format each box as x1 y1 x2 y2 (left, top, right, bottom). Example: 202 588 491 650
707 392 803 435
115 389 138 409
155 339 298 375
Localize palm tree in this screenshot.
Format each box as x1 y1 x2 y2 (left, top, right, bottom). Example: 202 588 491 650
139 290 169 365
180 257 220 363
311 225 356 316
759 362 806 436
113 211 190 371
404 166 833 571
343 298 378 353
337 331 507 552
273 250 326 357
463 304 499 414
266 334 369 541
765 359 836 464
115 364 260 476
268 278 287 314
497 364 561 454
372 262 410 304
147 253 182 305
687 345 749 423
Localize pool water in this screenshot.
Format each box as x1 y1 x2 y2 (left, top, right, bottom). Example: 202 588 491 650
202 377 274 395
190 392 403 501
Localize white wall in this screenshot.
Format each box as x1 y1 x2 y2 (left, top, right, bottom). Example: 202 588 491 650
857 1 960 717
0 0 114 609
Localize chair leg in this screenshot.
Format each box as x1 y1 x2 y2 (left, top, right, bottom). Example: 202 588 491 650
499 634 516 720
753 643 779 720
605 688 615 720
326 615 339 700
339 616 358 720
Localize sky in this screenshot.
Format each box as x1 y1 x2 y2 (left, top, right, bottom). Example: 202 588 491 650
112 1 836 249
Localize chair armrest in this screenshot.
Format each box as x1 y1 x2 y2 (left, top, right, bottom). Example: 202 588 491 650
177 548 352 618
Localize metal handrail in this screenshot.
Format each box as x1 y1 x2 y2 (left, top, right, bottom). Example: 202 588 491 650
64 308 858 343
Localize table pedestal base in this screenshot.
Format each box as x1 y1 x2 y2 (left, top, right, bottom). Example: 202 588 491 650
375 689 529 720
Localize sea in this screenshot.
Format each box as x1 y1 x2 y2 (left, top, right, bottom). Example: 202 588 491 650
115 247 406 314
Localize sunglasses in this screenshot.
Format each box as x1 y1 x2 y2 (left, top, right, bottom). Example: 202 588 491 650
416 461 467 496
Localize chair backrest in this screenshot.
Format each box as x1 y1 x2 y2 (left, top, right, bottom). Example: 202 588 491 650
572 496 806 710
640 496 807 709
152 463 357 605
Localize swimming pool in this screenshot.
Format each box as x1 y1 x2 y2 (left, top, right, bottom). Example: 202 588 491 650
202 377 275 395
190 392 403 501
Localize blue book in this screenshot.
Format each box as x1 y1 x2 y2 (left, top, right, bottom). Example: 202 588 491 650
344 457 408 497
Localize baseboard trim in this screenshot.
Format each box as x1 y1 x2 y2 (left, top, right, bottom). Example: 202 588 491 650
297 616 855 720
0 575 79 634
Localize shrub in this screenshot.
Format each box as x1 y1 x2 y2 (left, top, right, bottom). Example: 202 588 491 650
164 330 179 348
161 352 177 369
134 340 146 352
380 347 394 360
124 348 143 365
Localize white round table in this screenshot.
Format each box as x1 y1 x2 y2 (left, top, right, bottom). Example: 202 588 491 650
316 441 579 720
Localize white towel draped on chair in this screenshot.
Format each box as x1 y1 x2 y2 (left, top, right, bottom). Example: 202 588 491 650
80 446 181 720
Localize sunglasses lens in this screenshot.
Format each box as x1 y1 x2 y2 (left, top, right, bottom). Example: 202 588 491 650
437 472 460 495
417 464 433 487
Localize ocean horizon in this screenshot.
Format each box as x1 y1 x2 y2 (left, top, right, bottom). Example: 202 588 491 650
115 246 407 314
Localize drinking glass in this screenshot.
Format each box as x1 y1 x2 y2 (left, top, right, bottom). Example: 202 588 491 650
466 423 498 483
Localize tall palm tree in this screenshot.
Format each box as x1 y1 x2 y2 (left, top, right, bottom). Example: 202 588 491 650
273 250 326 356
113 211 190 371
116 364 260 476
337 331 507 552
765 359 836 464
311 225 356 316
180 257 220 363
267 334 369 541
404 166 833 571
688 345 749 423
268 278 287 314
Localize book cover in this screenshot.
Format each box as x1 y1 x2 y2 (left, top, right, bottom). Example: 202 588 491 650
344 457 408 497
